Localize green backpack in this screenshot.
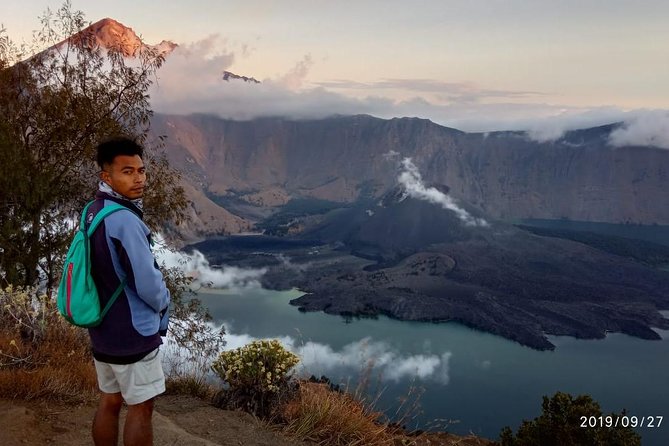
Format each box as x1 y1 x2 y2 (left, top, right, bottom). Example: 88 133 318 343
57 201 127 327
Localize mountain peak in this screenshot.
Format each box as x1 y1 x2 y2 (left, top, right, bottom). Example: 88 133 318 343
64 17 177 58
222 71 261 84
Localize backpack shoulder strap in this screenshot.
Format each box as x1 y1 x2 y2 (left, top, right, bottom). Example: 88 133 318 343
80 200 128 318
84 201 127 237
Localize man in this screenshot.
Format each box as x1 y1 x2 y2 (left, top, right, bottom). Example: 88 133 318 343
88 137 170 446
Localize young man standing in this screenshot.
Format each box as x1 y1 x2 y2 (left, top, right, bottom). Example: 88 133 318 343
88 137 170 446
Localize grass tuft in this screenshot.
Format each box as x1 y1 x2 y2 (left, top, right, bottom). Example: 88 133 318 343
280 381 394 446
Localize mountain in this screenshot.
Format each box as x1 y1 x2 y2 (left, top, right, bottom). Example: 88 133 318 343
51 19 668 352
288 188 669 349
150 114 669 237
44 19 669 236
163 112 669 350
190 186 669 350
55 18 177 57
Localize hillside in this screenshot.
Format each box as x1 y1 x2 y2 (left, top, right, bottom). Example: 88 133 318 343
150 114 669 237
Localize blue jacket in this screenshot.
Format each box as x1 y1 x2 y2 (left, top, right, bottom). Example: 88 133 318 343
88 191 170 364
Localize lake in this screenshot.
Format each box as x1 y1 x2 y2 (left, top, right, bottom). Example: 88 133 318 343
196 287 669 446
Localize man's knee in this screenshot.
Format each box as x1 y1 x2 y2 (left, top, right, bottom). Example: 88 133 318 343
99 392 123 412
127 398 154 419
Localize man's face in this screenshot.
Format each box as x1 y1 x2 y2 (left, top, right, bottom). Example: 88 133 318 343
100 155 146 200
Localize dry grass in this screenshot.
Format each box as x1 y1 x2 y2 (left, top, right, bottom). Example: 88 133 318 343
165 374 216 400
275 381 490 446
0 287 97 404
280 381 396 446
0 330 98 403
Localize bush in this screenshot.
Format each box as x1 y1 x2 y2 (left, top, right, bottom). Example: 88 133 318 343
211 339 299 417
280 381 393 446
0 285 97 403
497 391 641 446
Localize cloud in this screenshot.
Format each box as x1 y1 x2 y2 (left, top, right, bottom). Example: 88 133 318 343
149 38 660 134
221 329 452 384
275 54 314 90
316 78 544 104
608 111 669 149
153 35 235 95
153 234 266 289
522 107 629 142
398 158 489 227
161 320 453 383
526 123 573 143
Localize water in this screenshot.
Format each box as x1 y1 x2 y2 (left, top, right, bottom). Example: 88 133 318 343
197 288 669 445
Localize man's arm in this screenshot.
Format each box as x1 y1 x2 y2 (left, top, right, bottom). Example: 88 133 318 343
106 210 170 313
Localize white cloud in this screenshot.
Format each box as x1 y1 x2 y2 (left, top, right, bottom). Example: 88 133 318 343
398 158 489 227
148 37 643 133
148 38 669 139
521 107 628 142
221 329 452 384
316 78 544 104
153 234 266 289
275 54 314 90
608 111 669 149
152 35 235 99
526 123 573 143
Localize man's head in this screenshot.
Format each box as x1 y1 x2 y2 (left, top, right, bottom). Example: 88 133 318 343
96 137 146 200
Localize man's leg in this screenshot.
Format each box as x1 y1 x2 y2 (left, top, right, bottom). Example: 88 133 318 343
123 398 154 446
92 391 123 446
119 348 164 445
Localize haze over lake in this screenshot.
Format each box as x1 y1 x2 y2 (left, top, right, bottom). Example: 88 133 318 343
197 287 669 446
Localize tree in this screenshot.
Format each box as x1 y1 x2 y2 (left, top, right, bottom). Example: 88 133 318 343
0 2 187 290
497 391 641 446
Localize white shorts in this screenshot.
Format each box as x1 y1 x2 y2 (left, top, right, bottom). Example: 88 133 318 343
94 348 166 405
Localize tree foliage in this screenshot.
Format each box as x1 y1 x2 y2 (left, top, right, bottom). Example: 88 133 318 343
0 2 187 289
497 391 641 446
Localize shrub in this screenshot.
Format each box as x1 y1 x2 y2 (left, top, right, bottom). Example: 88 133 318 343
497 391 641 446
0 285 97 403
211 339 299 417
281 381 394 446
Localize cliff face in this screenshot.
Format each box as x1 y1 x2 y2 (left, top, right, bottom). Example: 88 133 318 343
453 127 669 224
150 114 669 235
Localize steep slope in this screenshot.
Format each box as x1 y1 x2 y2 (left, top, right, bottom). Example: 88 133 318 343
152 114 669 238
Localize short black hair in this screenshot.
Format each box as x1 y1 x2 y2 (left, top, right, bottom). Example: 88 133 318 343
96 137 144 169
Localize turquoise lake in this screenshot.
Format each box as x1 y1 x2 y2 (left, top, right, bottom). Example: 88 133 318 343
197 288 669 446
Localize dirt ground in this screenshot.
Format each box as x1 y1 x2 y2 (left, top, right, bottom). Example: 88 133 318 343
0 394 492 446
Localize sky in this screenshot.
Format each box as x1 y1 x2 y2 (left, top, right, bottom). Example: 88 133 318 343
3 0 669 136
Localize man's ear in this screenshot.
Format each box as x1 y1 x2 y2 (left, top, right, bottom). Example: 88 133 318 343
100 169 111 185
